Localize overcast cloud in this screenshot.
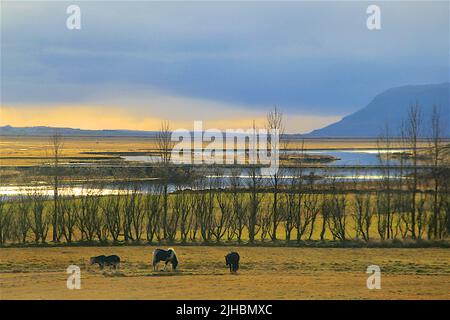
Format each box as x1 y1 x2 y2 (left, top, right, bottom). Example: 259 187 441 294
1 1 448 132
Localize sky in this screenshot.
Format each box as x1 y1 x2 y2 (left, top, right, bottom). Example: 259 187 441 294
1 0 449 133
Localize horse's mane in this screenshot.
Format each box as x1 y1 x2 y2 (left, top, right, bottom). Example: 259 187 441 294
168 248 177 259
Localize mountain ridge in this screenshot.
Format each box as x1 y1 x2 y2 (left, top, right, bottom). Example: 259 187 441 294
306 83 450 137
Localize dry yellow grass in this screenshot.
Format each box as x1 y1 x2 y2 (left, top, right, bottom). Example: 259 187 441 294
2 136 432 166
0 136 157 166
0 246 448 300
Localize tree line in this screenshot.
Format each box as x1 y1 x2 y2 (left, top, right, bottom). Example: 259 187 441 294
0 169 449 245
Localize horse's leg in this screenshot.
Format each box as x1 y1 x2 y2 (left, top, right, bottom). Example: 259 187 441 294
164 261 169 271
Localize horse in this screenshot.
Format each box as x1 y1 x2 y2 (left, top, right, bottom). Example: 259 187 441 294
152 248 178 271
225 252 240 273
90 255 121 269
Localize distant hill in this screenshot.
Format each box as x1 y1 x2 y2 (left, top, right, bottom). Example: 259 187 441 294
307 83 450 137
0 125 157 137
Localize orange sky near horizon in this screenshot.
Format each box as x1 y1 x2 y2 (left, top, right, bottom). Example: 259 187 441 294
0 104 341 133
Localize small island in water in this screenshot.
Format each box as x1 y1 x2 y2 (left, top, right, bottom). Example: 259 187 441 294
282 153 340 164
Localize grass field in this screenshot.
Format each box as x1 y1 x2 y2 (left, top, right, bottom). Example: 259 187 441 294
0 246 448 300
0 136 421 166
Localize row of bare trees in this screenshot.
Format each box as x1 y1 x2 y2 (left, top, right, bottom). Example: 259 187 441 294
375 105 450 240
0 167 448 245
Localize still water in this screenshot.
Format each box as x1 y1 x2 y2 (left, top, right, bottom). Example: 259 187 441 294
122 149 407 166
0 149 411 198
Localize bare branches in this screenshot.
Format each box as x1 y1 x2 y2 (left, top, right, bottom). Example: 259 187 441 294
157 120 172 166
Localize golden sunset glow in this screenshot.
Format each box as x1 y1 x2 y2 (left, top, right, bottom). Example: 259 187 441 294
0 104 341 133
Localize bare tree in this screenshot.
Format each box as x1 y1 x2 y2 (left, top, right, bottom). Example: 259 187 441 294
282 193 296 243
376 124 395 239
132 192 145 242
284 170 301 243
28 189 48 243
393 123 409 240
416 192 428 239
404 103 422 239
165 207 179 243
76 186 101 242
289 141 313 243
145 188 163 243
0 197 13 245
301 193 320 241
259 204 271 242
178 190 194 243
229 169 247 243
122 185 144 242
246 165 263 243
15 193 31 243
266 106 284 241
156 121 172 239
49 130 63 242
376 190 389 240
101 191 122 242
325 192 347 241
428 105 445 239
443 177 450 237
352 177 372 241
193 175 215 242
319 173 335 241
213 192 232 242
304 174 320 240
94 195 109 243
60 193 79 243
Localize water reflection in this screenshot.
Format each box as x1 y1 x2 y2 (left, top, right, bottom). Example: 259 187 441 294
122 148 409 166
1 149 412 198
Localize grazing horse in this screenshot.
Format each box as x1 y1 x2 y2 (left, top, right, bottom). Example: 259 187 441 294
90 255 121 269
152 248 178 271
225 252 240 273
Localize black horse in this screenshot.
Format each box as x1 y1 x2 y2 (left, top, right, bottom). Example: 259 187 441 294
225 252 240 273
90 255 120 269
152 248 178 271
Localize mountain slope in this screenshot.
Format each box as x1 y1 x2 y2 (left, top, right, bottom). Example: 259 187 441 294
308 83 450 137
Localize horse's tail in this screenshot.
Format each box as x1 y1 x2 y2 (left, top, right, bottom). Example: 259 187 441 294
152 249 157 266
